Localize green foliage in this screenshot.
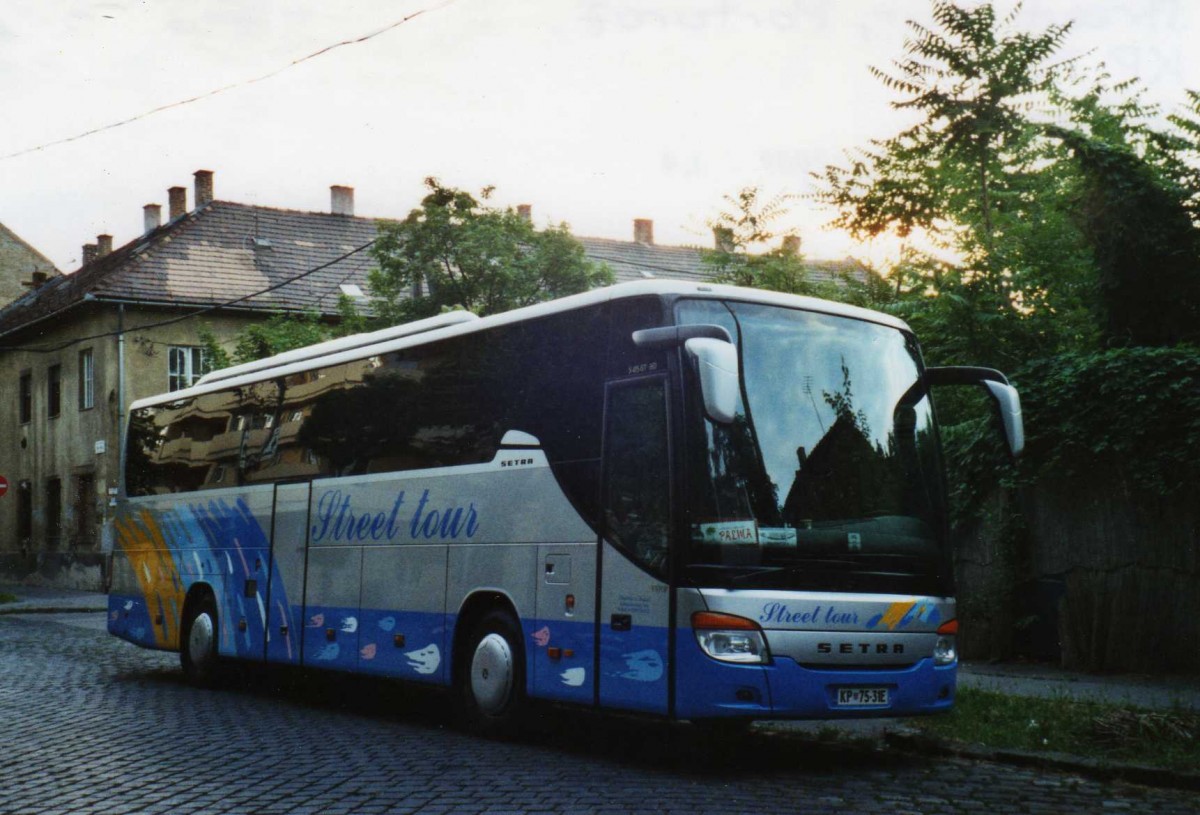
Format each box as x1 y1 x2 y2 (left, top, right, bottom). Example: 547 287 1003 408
910 687 1200 773
813 2 1100 368
945 346 1200 519
1017 346 1200 495
369 178 612 322
703 186 846 299
1049 126 1200 346
200 311 340 369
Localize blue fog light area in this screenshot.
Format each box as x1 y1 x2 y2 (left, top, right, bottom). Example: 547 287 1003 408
674 632 773 719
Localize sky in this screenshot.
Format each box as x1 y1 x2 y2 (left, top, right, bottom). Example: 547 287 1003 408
1 0 1197 274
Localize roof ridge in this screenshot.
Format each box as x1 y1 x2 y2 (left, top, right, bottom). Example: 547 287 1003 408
210 199 384 223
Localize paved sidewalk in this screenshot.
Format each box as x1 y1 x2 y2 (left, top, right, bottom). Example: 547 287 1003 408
960 660 1200 711
0 582 108 614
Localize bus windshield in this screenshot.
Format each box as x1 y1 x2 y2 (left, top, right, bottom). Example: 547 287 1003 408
677 299 950 596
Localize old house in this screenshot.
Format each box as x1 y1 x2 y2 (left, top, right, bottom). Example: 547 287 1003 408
0 171 379 588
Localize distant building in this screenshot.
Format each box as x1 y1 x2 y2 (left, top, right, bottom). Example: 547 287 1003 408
0 221 58 307
0 169 866 589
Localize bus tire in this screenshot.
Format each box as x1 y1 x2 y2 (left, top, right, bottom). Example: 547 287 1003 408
457 609 526 735
180 593 221 687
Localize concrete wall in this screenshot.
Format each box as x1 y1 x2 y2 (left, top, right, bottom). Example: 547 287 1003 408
955 481 1200 674
0 302 252 589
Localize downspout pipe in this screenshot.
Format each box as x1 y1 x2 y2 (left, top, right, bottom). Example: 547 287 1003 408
117 303 126 495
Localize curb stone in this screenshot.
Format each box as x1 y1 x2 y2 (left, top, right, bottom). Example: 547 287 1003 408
883 730 1200 793
0 605 108 615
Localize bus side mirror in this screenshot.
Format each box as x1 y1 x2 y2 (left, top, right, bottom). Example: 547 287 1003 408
926 366 1024 457
982 380 1024 457
685 337 739 424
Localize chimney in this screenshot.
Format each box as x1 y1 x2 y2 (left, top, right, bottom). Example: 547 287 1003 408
781 235 801 255
517 204 532 223
168 186 187 220
82 244 98 266
194 170 214 207
330 185 355 216
633 218 654 245
143 204 162 235
24 271 49 290
713 226 735 253
97 234 113 257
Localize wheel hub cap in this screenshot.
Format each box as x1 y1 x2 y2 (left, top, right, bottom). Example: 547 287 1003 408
471 633 513 714
188 612 215 664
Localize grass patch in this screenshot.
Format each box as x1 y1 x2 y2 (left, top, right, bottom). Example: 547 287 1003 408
906 686 1199 773
0 592 17 605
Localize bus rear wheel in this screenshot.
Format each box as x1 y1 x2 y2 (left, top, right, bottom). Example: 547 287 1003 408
457 610 526 735
180 593 221 687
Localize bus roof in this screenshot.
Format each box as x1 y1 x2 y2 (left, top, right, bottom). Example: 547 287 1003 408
193 310 479 386
130 280 912 412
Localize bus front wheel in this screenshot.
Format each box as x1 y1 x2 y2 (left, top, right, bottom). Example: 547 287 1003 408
457 610 526 735
180 593 221 687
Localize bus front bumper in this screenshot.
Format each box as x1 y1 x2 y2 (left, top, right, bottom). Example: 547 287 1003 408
675 640 957 721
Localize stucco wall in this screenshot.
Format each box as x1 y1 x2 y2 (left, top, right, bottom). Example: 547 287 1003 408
0 302 254 589
0 225 57 307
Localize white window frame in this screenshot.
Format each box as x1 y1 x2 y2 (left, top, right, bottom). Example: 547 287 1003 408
168 346 209 392
78 349 95 410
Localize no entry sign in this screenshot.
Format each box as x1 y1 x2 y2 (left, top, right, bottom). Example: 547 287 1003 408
0 476 8 498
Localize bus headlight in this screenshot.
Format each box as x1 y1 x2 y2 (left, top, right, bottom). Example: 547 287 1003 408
933 636 956 665
692 612 770 664
934 619 958 665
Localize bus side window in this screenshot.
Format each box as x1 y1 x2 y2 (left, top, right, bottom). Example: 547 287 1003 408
603 379 670 576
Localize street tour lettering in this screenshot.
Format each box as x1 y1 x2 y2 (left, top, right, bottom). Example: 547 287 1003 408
311 489 480 543
759 601 860 626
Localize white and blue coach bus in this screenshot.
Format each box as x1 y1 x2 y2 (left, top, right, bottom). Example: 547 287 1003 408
107 280 1023 730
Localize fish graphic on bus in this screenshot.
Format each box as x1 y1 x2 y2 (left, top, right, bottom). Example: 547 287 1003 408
405 644 441 675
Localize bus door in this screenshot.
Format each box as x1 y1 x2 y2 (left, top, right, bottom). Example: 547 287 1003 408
301 483 363 671
264 482 309 665
598 377 673 714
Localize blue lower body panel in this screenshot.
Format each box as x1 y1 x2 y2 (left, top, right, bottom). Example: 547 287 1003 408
675 632 955 720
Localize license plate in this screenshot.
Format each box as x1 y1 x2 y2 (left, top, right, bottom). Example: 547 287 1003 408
836 687 889 707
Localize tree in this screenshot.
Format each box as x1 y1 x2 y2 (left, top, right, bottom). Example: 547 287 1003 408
702 185 871 301
1050 126 1200 345
200 297 365 369
368 178 612 322
813 1 1095 366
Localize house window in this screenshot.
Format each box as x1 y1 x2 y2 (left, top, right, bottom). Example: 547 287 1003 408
168 346 210 392
72 474 96 549
45 477 62 549
47 365 62 418
78 349 95 410
17 481 32 550
19 372 32 424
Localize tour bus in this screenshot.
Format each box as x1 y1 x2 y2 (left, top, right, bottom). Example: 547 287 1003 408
107 280 1023 730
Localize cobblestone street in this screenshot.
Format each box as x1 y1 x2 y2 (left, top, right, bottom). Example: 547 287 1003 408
2 613 1196 815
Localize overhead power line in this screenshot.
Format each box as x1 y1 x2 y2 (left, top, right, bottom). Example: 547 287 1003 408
0 1 458 163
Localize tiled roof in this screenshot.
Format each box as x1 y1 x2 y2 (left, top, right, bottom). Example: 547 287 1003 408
0 201 379 338
586 235 867 287
0 199 868 339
